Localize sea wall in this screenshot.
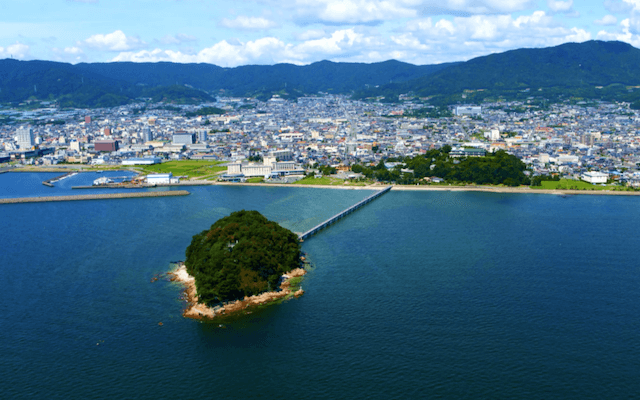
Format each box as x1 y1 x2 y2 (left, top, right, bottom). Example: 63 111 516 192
0 190 190 204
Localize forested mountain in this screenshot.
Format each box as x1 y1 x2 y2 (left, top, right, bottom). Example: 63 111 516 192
0 58 453 107
354 41 640 104
4 40 640 108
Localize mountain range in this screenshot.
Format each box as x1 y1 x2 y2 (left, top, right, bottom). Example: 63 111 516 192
2 40 640 108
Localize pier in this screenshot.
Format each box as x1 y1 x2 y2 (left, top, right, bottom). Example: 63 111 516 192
43 172 76 187
0 190 190 204
299 186 391 241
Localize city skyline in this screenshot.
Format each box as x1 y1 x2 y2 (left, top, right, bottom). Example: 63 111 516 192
2 1 640 67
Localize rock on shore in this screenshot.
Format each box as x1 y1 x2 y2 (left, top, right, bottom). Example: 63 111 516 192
169 264 306 320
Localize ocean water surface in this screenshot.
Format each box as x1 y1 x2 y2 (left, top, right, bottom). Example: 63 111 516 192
1 174 639 399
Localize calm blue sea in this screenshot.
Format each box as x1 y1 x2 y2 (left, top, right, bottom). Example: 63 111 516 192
1 173 639 399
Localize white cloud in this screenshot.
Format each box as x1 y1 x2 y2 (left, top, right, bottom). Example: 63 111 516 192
219 16 279 30
547 0 573 13
597 17 640 47
604 0 635 14
52 46 86 63
82 30 146 51
401 11 591 63
159 34 197 45
64 46 83 55
113 38 291 67
112 29 387 66
296 29 327 41
0 42 30 59
265 0 538 24
595 15 618 25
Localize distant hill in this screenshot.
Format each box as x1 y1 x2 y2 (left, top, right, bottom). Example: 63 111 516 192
354 41 640 104
0 58 454 107
0 59 213 108
74 59 454 99
4 41 640 108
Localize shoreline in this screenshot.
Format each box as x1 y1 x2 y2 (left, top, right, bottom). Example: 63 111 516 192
214 181 640 195
168 263 306 321
6 168 639 196
388 185 640 195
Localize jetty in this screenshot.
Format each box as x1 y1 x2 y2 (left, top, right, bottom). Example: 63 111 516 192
0 190 190 204
42 172 76 187
299 186 391 241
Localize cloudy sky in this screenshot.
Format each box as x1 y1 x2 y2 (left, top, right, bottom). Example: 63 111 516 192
2 0 640 67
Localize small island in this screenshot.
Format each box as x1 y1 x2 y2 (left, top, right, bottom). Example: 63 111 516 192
171 210 306 320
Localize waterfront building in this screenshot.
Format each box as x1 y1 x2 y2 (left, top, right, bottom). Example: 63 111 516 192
146 173 175 184
581 171 609 184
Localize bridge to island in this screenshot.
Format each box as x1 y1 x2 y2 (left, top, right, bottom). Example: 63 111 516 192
298 186 392 241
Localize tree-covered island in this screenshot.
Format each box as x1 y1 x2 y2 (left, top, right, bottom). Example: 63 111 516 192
173 210 306 320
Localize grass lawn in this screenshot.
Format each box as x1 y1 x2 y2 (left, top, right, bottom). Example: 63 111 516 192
536 179 628 191
295 176 368 186
246 177 264 183
139 160 226 179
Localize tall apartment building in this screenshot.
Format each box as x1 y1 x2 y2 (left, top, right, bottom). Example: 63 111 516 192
142 126 153 143
16 126 34 149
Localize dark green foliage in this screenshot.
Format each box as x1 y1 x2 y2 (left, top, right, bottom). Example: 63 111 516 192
446 150 530 186
405 106 453 118
352 149 528 185
318 165 336 175
531 174 560 186
184 106 226 117
185 210 301 305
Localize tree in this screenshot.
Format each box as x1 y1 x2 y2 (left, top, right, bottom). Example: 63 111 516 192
185 210 301 305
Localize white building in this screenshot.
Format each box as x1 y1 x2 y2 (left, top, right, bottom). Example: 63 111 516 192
146 173 178 185
225 159 304 181
581 171 609 184
172 132 195 145
484 129 500 141
455 106 482 116
122 157 162 166
16 126 34 149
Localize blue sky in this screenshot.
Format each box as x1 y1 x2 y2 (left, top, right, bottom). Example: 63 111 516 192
1 0 639 67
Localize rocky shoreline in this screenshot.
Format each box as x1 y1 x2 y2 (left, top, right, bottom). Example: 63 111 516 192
169 263 306 321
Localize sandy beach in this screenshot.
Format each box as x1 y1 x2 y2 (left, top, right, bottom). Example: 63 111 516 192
209 181 640 195
169 263 306 320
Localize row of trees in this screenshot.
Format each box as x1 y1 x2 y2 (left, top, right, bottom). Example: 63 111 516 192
185 210 301 305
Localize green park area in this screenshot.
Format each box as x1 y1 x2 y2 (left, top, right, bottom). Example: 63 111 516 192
535 179 629 191
295 176 368 186
138 160 226 179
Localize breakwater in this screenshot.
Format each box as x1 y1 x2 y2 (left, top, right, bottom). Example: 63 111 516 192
299 186 392 240
43 172 76 187
0 190 190 204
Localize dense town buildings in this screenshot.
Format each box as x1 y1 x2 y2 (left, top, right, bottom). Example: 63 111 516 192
2 95 640 186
